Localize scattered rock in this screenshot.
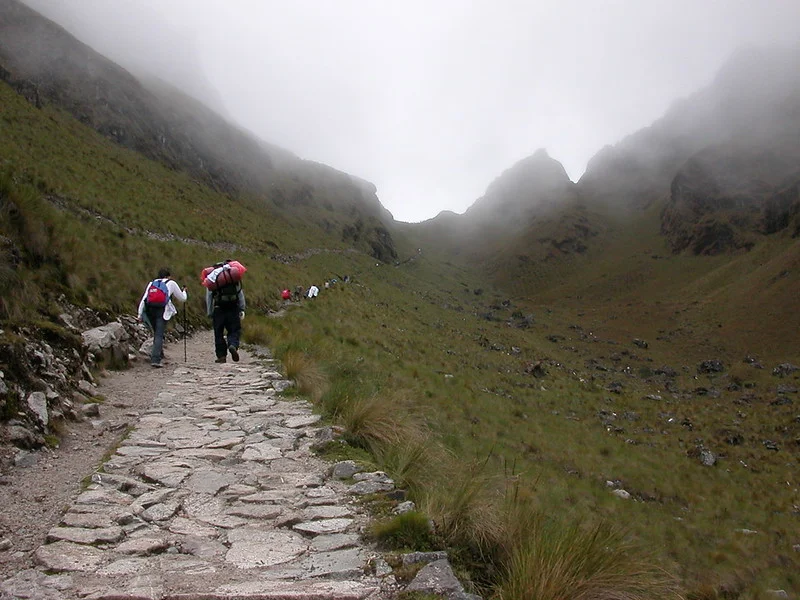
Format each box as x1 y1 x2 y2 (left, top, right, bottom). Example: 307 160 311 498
699 449 717 466
402 551 449 566
392 501 416 515
406 559 477 600
331 460 361 479
770 396 792 406
698 360 724 374
77 380 97 398
26 391 49 429
772 363 799 378
524 361 547 378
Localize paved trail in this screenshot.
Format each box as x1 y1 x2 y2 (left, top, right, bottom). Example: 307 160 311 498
1 333 388 600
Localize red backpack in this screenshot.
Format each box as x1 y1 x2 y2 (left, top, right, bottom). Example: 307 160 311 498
145 279 169 307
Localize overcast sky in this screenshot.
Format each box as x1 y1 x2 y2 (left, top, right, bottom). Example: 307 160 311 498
22 1 800 222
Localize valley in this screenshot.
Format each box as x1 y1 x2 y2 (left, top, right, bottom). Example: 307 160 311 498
0 1 798 597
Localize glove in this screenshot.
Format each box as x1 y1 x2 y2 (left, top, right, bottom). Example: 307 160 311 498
239 311 245 321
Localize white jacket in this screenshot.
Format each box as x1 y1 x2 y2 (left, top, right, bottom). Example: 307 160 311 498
137 279 188 321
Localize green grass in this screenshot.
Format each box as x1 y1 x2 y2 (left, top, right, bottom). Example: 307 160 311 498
369 511 436 551
496 519 682 600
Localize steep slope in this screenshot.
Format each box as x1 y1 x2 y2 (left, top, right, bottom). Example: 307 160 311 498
0 0 397 261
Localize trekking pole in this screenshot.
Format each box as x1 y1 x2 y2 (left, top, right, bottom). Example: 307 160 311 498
183 301 188 363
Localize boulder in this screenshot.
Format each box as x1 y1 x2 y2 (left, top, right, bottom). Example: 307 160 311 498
26 391 48 428
81 322 129 368
405 559 479 600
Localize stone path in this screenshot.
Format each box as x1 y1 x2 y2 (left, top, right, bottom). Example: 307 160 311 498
0 348 390 599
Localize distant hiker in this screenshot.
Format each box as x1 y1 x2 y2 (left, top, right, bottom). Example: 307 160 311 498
324 280 330 289
307 284 319 299
293 286 304 301
203 260 246 363
281 288 291 301
137 268 188 368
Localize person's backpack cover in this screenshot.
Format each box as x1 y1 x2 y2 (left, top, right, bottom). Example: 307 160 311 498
145 279 169 307
200 260 247 290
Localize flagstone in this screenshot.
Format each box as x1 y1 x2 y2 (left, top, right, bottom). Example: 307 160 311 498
225 529 308 569
241 442 283 461
115 445 167 458
172 447 233 462
285 414 322 428
75 488 134 506
298 548 366 580
141 502 181 522
116 535 170 556
46 525 124 545
303 505 353 520
132 488 176 509
139 463 192 487
34 541 106 572
306 486 337 499
309 533 361 552
205 436 244 449
61 511 116 529
168 517 219 538
183 470 237 495
293 518 354 536
219 483 259 498
226 504 282 520
179 535 228 559
239 490 295 503
97 556 154 576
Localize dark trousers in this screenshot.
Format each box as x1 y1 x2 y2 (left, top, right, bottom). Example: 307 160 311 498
145 305 166 364
213 306 241 358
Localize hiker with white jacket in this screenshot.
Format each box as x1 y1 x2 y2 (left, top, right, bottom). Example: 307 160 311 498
137 268 188 368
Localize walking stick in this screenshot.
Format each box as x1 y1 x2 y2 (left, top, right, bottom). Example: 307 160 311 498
183 301 188 363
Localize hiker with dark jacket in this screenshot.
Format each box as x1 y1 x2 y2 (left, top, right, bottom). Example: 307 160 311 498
206 274 246 363
137 268 188 368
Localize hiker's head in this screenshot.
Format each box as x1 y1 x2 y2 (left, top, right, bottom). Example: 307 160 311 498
157 268 171 279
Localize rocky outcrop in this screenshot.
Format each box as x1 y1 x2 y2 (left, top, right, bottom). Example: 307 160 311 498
661 145 800 254
581 45 800 214
1 303 163 456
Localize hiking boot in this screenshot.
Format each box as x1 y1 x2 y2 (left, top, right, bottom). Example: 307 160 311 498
151 362 164 368
215 356 227 363
229 345 240 362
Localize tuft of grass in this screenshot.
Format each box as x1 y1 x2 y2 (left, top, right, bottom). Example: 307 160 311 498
340 389 422 451
369 511 436 551
282 349 329 401
496 519 682 600
421 460 502 554
241 314 272 346
371 431 437 494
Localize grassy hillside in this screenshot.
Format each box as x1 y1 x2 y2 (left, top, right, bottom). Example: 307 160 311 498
245 244 798 597
0 77 376 326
